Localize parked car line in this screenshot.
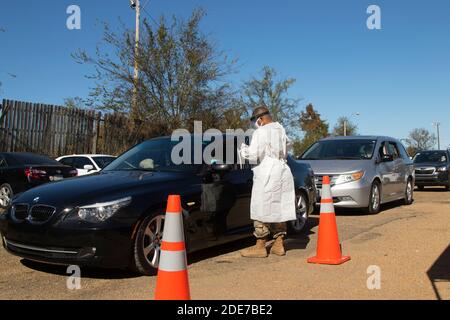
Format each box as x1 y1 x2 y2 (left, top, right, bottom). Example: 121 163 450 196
0 153 77 209
0 135 316 275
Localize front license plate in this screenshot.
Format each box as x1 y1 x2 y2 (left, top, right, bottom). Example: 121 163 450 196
49 175 63 181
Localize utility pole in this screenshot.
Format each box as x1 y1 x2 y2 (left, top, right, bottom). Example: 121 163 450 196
432 122 441 150
130 0 140 119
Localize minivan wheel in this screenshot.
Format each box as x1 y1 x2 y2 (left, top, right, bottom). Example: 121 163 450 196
130 213 165 276
0 183 13 209
366 181 381 214
404 179 414 205
288 191 309 235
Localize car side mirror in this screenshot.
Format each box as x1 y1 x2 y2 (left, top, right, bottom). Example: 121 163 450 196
84 164 95 171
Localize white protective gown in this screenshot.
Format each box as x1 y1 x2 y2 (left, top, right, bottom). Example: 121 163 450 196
240 122 296 223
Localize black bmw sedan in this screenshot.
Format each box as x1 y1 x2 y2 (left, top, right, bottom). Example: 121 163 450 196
0 136 316 275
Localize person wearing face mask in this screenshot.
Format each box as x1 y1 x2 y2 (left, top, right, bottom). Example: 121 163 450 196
239 106 296 258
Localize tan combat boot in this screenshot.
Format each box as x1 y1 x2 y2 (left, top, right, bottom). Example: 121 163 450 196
270 236 286 256
240 238 268 258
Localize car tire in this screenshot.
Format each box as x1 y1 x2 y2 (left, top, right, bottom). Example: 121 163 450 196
0 183 13 209
366 181 381 214
288 191 309 235
417 186 425 191
130 212 166 276
404 178 414 205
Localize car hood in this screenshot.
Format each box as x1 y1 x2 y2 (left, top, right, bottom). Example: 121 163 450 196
13 170 187 208
296 160 369 175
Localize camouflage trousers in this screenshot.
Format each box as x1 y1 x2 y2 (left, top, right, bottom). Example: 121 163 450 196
253 220 287 239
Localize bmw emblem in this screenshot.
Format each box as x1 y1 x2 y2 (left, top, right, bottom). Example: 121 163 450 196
33 197 40 203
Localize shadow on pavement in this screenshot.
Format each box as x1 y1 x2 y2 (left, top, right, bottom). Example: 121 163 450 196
188 216 320 264
427 244 450 300
309 199 410 217
187 237 254 265
20 259 140 280
285 216 319 251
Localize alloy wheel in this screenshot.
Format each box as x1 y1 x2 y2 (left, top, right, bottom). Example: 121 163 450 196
0 186 12 207
406 181 413 202
142 215 165 268
291 194 308 232
371 184 380 212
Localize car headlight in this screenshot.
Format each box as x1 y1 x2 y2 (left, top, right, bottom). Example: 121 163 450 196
77 197 132 223
437 166 448 172
335 171 365 185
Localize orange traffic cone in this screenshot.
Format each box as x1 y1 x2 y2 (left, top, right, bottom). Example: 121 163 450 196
307 176 351 265
154 195 191 300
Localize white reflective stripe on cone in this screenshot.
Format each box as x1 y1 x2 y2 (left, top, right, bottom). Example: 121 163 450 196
158 250 187 272
320 202 335 213
321 187 332 199
163 212 185 243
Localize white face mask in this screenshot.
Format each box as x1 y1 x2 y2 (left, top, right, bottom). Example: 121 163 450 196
254 118 262 129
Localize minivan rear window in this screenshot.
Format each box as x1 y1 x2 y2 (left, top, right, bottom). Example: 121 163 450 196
301 139 377 160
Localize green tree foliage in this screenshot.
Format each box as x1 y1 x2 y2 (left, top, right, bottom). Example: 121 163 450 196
406 145 417 157
240 66 300 135
332 116 358 136
405 128 437 155
73 9 237 137
293 104 329 157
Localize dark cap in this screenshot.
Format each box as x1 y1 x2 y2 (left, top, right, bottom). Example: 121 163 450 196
250 106 271 121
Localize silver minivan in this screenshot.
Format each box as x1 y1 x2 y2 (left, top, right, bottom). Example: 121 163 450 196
298 136 415 213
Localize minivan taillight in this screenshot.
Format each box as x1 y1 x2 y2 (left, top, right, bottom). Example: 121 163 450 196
24 168 47 181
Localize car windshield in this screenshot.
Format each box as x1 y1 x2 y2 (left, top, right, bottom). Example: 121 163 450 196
92 156 116 169
414 152 448 163
10 153 62 166
103 138 201 173
300 139 377 160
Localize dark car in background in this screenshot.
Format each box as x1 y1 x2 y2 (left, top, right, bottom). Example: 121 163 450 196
414 150 450 191
0 135 316 275
0 153 78 209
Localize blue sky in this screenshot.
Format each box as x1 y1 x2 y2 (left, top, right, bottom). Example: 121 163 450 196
0 0 449 148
